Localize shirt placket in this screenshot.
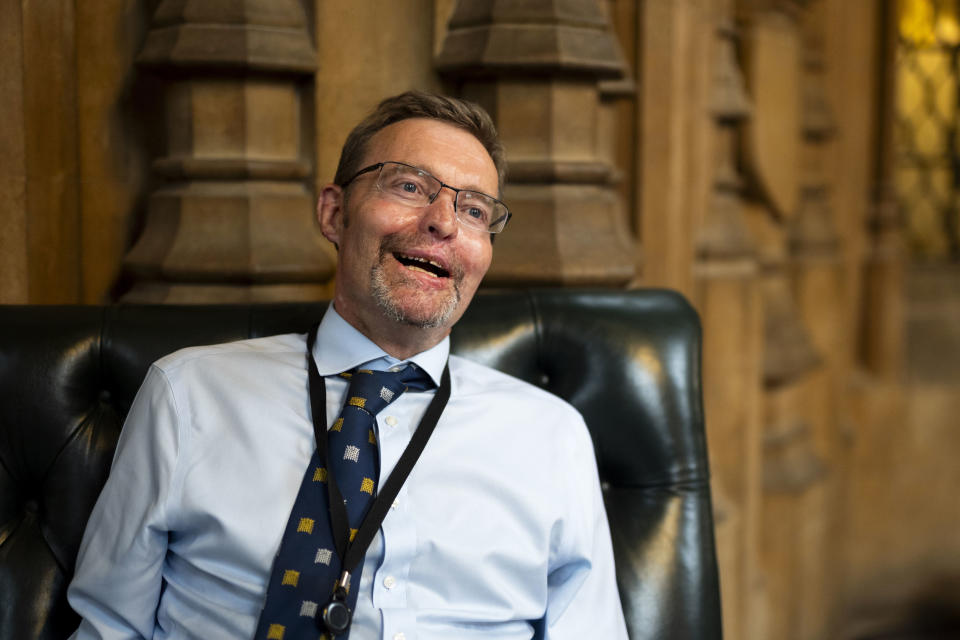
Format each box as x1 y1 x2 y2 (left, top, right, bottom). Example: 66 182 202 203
374 394 421 640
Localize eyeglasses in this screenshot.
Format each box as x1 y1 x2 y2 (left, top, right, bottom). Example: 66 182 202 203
340 161 512 234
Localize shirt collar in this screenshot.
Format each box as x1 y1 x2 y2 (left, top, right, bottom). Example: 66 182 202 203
311 304 449 387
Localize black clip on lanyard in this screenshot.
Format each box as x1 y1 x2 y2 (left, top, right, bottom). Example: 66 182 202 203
306 323 451 635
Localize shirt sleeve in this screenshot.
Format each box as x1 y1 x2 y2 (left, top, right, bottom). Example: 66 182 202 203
540 414 629 640
67 365 183 639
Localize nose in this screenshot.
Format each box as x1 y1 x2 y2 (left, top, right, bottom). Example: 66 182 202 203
421 186 459 239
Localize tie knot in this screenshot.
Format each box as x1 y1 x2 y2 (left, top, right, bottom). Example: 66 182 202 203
340 365 433 417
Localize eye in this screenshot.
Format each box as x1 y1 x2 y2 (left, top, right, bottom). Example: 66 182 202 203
458 193 493 225
383 172 431 200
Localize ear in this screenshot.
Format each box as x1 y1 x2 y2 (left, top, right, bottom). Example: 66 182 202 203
317 184 344 247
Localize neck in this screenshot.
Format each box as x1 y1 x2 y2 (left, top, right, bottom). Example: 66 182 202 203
333 302 450 361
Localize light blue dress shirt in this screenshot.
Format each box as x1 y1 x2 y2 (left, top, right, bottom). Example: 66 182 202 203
68 307 628 639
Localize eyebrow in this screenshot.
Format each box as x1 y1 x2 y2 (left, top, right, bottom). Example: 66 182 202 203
408 162 494 196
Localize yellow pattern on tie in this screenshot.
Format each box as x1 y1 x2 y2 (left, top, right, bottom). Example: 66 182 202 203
331 418 343 432
368 428 376 444
297 518 314 534
349 396 366 408
313 467 327 482
360 477 374 494
281 570 299 587
267 624 285 639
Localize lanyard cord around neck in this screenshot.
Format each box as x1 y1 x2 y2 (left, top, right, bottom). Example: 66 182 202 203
305 323 451 579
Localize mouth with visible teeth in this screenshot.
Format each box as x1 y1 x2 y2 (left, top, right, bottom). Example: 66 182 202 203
393 252 450 278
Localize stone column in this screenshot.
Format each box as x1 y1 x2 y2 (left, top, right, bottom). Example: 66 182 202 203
788 1 847 636
738 2 826 638
693 3 762 639
0 0 80 303
123 0 334 303
436 0 635 285
636 0 707 295
861 0 904 380
742 218 823 640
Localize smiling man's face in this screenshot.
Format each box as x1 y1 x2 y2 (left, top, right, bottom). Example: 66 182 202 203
318 118 497 354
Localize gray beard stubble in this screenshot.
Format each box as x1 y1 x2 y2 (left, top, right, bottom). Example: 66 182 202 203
370 239 461 329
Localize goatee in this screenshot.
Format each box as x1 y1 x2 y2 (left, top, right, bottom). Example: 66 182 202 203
370 233 463 329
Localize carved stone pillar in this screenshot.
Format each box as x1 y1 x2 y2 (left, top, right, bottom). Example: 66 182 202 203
436 0 635 285
637 0 709 295
759 380 825 639
123 0 334 303
862 193 904 374
787 2 846 636
0 0 80 303
862 0 904 379
693 5 762 639
599 0 643 280
599 65 639 278
739 2 826 638
749 218 823 640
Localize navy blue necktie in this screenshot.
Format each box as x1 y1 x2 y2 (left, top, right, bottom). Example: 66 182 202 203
255 365 433 639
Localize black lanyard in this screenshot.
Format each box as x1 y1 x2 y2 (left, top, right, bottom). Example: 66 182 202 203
305 323 451 584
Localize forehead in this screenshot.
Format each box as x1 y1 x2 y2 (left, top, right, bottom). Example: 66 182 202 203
361 118 499 194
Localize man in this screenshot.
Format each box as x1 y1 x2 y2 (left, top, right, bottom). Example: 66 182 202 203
68 91 628 639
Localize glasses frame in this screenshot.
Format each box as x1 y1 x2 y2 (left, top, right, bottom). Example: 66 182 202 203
339 161 512 234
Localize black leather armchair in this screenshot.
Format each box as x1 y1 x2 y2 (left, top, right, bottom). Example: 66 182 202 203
0 289 722 639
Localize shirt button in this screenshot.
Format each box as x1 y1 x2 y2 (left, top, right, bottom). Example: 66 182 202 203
383 575 397 589
385 415 398 427
391 498 399 510
393 633 406 640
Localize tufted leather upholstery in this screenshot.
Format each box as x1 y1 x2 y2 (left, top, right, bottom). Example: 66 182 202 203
0 289 722 639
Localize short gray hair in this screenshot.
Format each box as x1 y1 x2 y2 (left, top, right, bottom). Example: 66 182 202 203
333 91 506 192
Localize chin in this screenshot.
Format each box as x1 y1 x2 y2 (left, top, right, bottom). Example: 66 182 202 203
371 279 462 330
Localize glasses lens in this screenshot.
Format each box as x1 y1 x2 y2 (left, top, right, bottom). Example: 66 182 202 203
378 163 438 205
457 191 510 233
376 162 510 233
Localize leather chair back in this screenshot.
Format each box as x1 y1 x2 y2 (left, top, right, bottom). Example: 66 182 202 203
0 289 722 639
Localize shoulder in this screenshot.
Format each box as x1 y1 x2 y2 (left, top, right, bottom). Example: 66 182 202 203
447 354 587 427
154 333 306 372
444 355 600 499
151 333 307 390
